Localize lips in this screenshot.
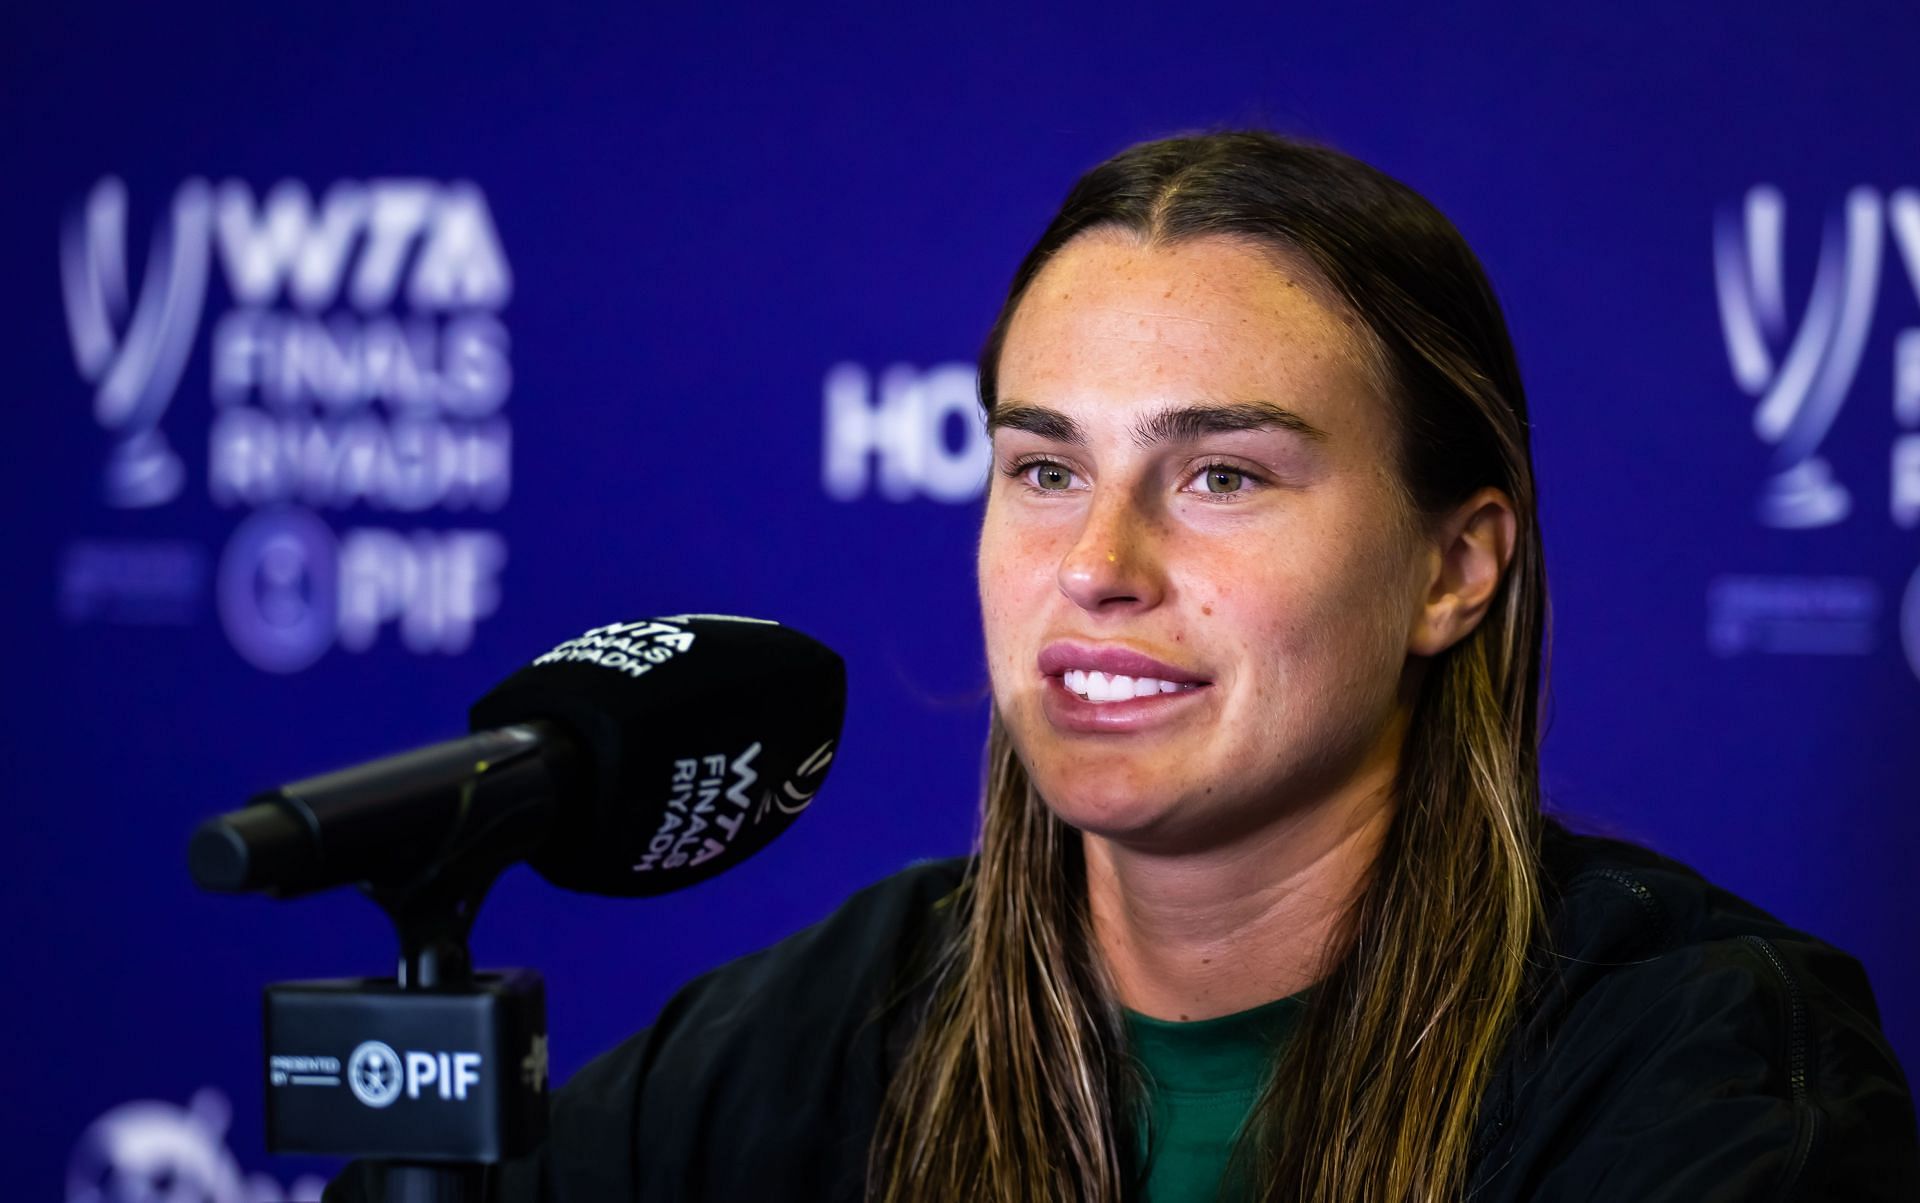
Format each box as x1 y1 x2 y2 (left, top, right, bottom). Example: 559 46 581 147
1035 641 1213 733
1036 642 1211 685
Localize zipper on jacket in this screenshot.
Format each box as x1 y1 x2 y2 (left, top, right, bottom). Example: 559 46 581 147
1591 868 1667 953
1738 933 1818 1198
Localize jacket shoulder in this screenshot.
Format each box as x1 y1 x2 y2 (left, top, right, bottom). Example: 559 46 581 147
1470 822 1919 1201
554 855 970 1202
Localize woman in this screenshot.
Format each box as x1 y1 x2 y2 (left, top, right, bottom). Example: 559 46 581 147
334 131 1918 1202
883 129 1537 1202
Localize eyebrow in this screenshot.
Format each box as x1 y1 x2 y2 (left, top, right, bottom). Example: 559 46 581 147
986 401 1329 446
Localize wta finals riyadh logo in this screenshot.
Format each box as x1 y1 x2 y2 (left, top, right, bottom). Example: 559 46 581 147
1713 185 1884 529
60 177 212 508
55 173 516 673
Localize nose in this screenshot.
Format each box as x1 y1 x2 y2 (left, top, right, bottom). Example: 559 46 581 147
1057 490 1166 614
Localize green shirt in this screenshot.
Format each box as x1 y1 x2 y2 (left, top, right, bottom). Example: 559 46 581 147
1125 994 1304 1203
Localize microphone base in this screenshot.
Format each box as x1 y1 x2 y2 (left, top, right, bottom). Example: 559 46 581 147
264 970 547 1162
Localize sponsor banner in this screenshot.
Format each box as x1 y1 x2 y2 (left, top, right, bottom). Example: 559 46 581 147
58 177 515 672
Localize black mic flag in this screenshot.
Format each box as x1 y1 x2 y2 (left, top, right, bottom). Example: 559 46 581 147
190 614 846 899
471 613 845 897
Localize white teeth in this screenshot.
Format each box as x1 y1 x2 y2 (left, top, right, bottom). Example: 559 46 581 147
1061 668 1195 703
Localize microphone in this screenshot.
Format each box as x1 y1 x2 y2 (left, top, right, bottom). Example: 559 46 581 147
189 614 845 899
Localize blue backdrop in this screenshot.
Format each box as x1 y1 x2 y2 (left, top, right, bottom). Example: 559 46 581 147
5 5 1916 1197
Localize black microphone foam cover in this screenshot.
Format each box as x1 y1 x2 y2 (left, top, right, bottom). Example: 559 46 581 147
468 615 845 897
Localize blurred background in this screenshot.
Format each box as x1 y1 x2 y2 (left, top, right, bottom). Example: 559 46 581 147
4 3 1916 1197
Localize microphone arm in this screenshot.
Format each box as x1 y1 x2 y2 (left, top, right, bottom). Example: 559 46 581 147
188 722 571 898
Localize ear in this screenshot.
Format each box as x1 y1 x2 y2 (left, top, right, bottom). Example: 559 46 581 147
1407 487 1517 657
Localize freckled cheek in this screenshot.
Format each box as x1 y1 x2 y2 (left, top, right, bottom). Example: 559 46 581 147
978 536 1050 689
1215 580 1356 708
981 520 1066 598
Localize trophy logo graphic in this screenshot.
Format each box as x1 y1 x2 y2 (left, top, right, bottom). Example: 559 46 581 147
1713 185 1884 529
1904 565 1920 684
59 177 213 508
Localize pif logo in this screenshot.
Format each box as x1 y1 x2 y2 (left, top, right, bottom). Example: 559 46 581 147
345 1040 482 1108
345 1041 403 1109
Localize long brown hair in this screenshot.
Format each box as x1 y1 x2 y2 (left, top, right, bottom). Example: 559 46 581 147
870 131 1549 1203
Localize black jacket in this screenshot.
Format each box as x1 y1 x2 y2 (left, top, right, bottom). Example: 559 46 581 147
330 822 1920 1201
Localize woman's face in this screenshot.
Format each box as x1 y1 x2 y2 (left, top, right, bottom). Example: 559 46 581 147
978 232 1435 852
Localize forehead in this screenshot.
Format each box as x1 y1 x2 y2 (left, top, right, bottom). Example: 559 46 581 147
995 232 1385 435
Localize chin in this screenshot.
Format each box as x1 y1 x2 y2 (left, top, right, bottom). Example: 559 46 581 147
1026 764 1192 842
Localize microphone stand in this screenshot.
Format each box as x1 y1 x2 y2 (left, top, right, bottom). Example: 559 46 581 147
255 748 556 1203
364 746 556 1203
360 857 500 1202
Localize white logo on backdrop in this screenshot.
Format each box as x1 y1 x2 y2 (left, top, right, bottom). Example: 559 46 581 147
1709 185 1920 684
822 362 990 502
66 1088 324 1203
346 1040 405 1109
1713 186 1882 529
1904 566 1920 681
60 178 212 508
58 176 516 673
1714 185 1920 531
